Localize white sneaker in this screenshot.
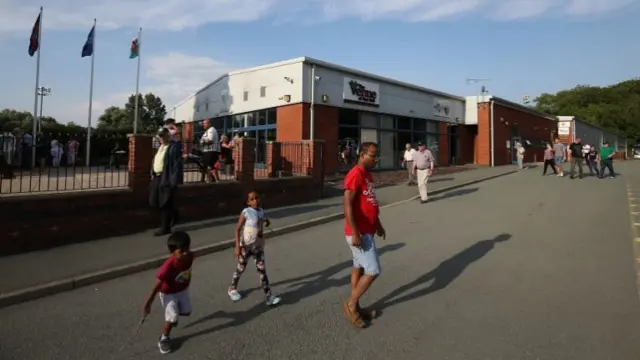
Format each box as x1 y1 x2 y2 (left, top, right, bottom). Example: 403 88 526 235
228 288 242 302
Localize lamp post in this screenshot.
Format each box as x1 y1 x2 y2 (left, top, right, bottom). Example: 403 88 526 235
36 87 51 133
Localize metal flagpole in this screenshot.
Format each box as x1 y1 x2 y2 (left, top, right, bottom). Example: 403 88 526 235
86 18 96 167
133 27 141 134
31 7 43 168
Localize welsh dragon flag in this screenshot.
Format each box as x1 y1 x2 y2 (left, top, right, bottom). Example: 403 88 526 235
129 38 139 59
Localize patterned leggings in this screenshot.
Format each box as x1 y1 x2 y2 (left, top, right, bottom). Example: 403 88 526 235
230 246 271 297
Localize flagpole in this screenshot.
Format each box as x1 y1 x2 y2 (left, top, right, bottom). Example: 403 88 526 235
85 18 96 167
31 6 42 168
133 27 141 134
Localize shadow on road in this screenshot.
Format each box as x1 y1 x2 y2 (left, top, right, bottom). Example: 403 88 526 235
178 243 406 345
373 234 511 311
427 188 478 203
429 177 454 183
177 203 338 232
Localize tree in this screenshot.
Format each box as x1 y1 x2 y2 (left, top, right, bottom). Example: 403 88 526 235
97 106 129 130
0 109 59 132
123 93 167 132
535 79 640 143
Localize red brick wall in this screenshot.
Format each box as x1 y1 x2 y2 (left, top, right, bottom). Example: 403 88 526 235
438 123 449 165
477 102 556 166
0 137 324 256
458 125 476 165
276 104 305 141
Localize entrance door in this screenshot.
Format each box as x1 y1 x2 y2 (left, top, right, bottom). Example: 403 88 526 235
511 136 522 164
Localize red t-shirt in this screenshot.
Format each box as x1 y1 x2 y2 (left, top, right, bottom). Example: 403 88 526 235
157 254 193 294
344 166 379 236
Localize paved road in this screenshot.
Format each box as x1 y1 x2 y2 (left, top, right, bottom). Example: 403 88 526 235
0 166 511 294
3 162 640 359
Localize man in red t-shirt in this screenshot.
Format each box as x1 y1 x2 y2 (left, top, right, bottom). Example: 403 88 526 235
342 142 386 328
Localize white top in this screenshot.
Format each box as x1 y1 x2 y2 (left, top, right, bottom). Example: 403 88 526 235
404 148 416 161
241 207 264 246
201 127 220 152
582 144 590 154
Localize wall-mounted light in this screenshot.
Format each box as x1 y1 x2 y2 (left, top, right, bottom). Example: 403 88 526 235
321 94 329 103
284 76 293 84
500 117 505 122
283 94 291 102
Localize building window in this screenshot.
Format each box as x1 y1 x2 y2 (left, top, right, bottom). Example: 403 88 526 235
267 108 277 124
360 112 378 128
338 108 359 126
257 110 267 125
396 117 412 130
233 114 244 128
380 115 394 129
413 118 426 132
260 86 266 97
212 117 225 133
195 104 200 113
246 112 256 127
426 120 438 133
205 103 209 112
243 91 249 101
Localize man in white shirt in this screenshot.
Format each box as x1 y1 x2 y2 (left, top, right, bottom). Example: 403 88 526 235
200 119 220 182
401 143 416 185
412 142 435 203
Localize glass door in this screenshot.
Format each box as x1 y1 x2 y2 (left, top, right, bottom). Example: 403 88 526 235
511 136 521 164
379 131 395 169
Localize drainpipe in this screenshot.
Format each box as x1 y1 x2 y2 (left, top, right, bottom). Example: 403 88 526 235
310 65 315 140
490 99 495 167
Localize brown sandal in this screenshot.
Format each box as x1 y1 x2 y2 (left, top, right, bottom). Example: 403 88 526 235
343 301 365 328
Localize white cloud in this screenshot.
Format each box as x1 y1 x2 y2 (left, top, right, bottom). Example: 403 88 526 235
0 0 635 35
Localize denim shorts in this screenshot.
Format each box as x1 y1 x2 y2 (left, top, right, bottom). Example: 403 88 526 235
554 156 563 164
345 233 381 276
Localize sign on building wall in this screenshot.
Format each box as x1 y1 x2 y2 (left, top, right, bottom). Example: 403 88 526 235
558 121 570 135
343 77 379 106
432 98 451 119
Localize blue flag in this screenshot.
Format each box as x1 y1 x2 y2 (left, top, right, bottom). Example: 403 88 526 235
81 25 95 57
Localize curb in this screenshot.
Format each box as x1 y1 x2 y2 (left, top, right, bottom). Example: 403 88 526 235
0 170 517 308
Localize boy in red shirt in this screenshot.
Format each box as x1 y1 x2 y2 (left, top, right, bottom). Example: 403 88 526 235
342 142 386 328
143 231 193 354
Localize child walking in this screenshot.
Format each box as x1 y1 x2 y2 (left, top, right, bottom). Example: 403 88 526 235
227 190 281 306
143 231 194 354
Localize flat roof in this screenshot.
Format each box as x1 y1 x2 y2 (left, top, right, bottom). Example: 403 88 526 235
169 56 465 110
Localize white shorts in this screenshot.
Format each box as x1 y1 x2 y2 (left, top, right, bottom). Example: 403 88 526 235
159 289 192 324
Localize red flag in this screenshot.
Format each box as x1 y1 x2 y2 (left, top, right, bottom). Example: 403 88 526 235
28 12 41 57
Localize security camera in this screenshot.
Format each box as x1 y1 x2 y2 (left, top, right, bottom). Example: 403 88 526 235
314 76 321 81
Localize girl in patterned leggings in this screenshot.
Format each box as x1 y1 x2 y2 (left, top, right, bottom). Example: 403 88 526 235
228 190 282 306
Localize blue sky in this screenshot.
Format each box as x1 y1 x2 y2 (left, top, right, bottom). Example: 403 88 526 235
0 0 638 125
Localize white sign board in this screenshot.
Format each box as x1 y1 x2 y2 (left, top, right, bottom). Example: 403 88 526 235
343 77 379 106
433 98 451 119
558 121 570 135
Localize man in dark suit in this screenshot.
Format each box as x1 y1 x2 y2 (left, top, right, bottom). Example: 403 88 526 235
149 127 184 236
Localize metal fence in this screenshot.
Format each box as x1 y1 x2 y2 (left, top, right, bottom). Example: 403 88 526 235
0 130 128 195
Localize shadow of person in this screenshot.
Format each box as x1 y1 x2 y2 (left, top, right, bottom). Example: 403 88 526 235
176 242 406 345
374 234 511 311
427 188 478 203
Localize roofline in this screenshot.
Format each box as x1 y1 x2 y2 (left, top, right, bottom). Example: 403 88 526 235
557 115 625 138
168 56 465 111
300 57 465 101
478 95 557 121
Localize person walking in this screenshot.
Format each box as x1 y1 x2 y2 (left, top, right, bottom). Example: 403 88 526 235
150 127 184 236
412 141 434 204
542 143 557 175
552 137 566 177
598 140 616 179
342 142 386 328
586 144 599 176
568 137 584 179
515 142 525 170
401 143 416 185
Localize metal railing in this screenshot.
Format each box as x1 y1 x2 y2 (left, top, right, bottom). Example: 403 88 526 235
0 131 129 195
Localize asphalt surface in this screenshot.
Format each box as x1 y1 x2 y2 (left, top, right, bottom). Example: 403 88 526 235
3 162 640 360
0 166 511 294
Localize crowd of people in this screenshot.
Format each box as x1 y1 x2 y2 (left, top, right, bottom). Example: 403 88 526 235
541 137 617 179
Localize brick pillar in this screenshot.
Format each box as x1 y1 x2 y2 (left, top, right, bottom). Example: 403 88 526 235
128 134 153 192
266 141 281 178
234 138 256 183
302 140 324 180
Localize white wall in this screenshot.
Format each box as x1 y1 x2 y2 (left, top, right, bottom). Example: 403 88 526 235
464 96 478 124
171 62 304 122
302 64 464 123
